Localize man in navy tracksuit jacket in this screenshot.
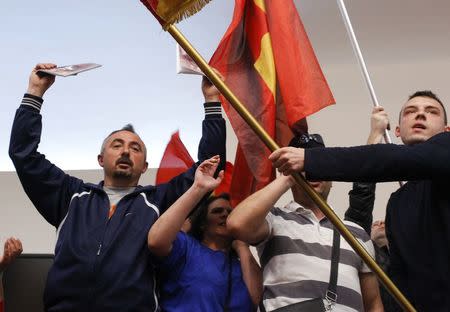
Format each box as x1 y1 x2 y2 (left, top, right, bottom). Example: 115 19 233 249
9 63 226 311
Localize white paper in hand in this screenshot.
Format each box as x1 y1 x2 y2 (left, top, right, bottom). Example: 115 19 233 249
176 44 203 75
37 63 102 77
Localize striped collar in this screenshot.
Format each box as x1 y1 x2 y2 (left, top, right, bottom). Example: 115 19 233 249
285 200 330 224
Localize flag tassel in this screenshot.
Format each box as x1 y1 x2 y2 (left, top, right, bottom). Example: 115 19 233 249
162 0 212 27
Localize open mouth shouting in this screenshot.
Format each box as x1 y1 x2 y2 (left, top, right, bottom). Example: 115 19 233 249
116 156 134 169
412 123 426 131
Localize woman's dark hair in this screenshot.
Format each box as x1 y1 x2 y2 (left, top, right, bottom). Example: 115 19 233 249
188 193 231 242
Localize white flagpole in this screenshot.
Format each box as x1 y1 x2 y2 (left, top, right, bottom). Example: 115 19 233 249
336 0 393 144
336 1 405 196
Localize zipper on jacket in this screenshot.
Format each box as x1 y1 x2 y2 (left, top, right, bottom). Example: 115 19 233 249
97 243 102 256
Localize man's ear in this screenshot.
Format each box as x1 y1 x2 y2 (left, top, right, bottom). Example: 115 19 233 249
141 161 148 174
395 126 401 137
98 154 104 167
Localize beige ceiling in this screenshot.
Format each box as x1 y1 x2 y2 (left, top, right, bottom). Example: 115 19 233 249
294 0 450 65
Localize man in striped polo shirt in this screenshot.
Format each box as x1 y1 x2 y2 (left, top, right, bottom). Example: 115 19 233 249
228 134 383 312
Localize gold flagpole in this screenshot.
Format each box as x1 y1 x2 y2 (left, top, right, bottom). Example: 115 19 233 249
166 24 415 312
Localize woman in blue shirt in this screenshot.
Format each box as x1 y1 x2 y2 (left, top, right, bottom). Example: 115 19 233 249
148 156 262 311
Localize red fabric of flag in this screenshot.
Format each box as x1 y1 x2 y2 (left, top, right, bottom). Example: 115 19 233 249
156 131 233 197
156 131 194 185
210 0 335 206
140 0 165 25
213 162 234 195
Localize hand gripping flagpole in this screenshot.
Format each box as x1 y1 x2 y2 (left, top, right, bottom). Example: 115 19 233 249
336 0 404 187
165 24 415 312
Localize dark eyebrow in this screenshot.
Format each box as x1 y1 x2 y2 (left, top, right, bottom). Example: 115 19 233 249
110 138 124 145
130 141 143 149
403 105 417 111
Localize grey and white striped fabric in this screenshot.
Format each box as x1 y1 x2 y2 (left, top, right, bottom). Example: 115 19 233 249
256 201 375 312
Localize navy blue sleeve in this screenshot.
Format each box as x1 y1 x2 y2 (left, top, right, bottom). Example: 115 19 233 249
305 132 450 182
9 94 84 227
385 197 407 295
155 102 226 213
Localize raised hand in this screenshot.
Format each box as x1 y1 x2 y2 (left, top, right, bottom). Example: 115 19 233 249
0 237 23 272
27 63 57 98
367 106 390 144
201 69 224 102
193 155 224 192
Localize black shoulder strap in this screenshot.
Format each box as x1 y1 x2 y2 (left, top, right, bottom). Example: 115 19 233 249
326 227 340 304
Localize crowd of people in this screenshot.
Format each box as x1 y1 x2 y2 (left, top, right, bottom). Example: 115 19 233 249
4 63 449 311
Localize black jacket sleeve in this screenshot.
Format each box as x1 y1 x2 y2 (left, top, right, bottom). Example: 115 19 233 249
305 132 450 182
9 94 83 227
344 182 376 234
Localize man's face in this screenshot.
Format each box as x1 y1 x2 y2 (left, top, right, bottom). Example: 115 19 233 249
396 96 449 145
98 130 148 185
308 180 332 200
371 220 388 248
292 176 332 205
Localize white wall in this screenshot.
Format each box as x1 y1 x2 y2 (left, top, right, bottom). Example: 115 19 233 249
1 0 450 253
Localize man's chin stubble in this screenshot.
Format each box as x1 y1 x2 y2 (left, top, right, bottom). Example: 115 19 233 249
113 170 133 179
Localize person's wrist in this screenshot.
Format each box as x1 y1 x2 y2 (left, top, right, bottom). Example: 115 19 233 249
27 86 45 98
191 181 212 194
233 244 250 256
367 131 384 144
204 95 220 102
280 174 295 188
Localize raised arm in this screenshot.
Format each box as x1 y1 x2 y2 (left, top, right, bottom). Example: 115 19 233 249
198 73 226 166
156 74 226 212
344 107 389 233
9 64 83 227
227 174 294 245
148 156 224 257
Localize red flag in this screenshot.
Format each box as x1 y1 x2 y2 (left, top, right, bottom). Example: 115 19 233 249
210 0 335 205
156 131 194 185
213 162 234 195
141 0 212 27
156 131 234 196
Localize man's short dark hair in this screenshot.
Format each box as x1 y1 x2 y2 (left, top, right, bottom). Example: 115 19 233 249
399 90 447 124
100 124 147 158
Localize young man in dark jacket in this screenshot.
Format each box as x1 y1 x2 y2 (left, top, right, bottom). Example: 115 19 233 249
9 63 226 311
270 91 450 311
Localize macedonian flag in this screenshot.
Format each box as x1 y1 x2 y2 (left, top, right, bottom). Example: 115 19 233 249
210 0 335 205
140 0 212 27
